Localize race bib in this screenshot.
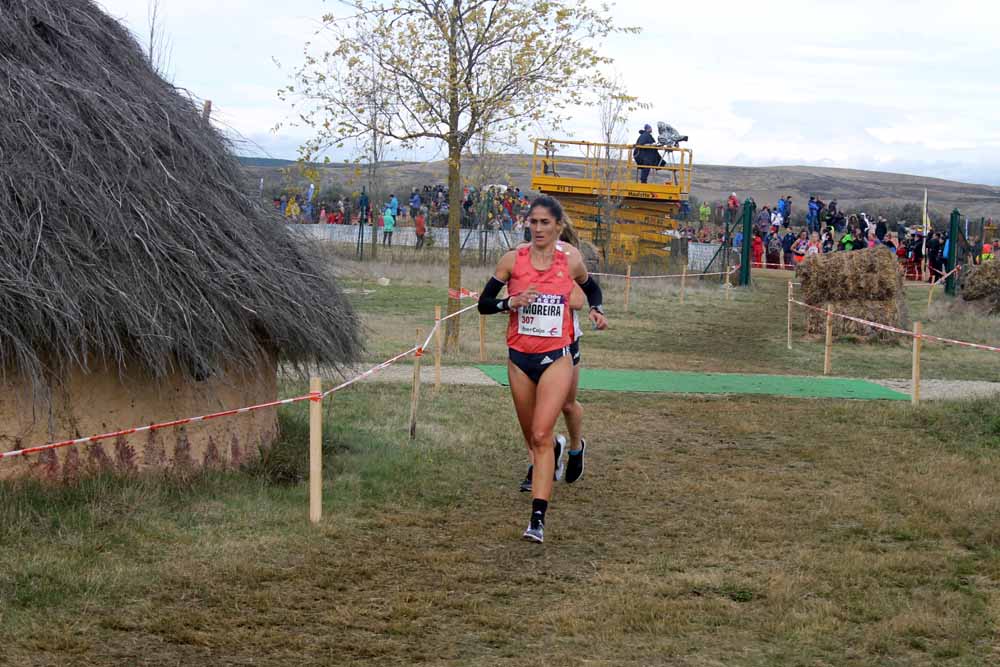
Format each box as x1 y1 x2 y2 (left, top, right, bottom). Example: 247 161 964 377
518 294 565 337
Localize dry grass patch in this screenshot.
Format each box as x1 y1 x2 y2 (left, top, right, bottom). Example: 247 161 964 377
2 388 999 664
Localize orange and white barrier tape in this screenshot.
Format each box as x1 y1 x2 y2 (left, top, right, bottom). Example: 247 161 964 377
789 298 1000 353
448 287 479 299
2 298 483 463
789 299 914 336
930 265 962 282
0 391 321 461
592 265 740 280
423 302 479 350
916 331 1000 354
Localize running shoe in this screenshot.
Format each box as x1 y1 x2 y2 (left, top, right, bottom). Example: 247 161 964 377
519 435 565 492
554 434 566 482
519 465 533 493
565 438 586 484
522 516 545 543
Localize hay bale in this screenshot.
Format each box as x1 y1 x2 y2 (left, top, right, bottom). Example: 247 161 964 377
797 248 907 341
961 262 1000 313
797 247 903 302
804 299 909 342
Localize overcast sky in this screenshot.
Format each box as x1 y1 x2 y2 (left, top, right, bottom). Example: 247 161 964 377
97 0 1000 185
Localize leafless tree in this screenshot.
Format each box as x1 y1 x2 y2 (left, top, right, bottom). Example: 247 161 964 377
594 75 645 260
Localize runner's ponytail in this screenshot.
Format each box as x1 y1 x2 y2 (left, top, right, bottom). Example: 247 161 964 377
559 214 580 248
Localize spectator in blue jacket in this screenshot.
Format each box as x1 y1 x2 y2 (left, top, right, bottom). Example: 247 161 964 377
389 194 399 218
782 229 797 266
409 189 421 219
807 197 821 233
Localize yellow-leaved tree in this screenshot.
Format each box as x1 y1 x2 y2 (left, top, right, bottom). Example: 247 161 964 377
285 0 635 348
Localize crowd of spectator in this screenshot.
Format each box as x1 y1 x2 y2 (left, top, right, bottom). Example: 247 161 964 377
273 183 538 248
274 182 995 270
681 192 995 282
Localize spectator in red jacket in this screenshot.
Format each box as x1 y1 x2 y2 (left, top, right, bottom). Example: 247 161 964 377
752 232 765 267
726 192 740 225
415 210 427 249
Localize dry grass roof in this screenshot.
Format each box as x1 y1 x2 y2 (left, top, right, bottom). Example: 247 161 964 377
0 0 360 385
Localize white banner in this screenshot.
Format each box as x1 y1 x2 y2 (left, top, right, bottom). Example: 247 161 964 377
687 242 720 272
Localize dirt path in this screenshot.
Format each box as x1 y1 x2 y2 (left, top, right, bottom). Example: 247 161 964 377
327 363 500 386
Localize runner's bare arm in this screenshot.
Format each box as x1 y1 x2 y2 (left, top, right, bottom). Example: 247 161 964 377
569 283 585 310
564 246 589 284
493 250 517 283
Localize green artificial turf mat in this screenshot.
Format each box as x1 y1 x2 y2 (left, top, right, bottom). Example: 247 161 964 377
476 366 908 401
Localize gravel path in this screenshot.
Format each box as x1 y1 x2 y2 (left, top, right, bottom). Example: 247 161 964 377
317 364 500 386
871 378 1000 401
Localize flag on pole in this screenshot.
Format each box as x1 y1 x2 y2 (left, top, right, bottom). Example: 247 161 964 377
921 189 929 272
922 189 930 234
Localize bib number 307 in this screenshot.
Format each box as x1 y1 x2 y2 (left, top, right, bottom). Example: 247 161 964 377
517 294 565 337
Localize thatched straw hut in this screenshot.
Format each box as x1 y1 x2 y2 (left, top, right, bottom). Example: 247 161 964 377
796 247 908 341
0 0 360 481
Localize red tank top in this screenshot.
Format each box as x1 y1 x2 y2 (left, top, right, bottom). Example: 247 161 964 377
506 244 575 353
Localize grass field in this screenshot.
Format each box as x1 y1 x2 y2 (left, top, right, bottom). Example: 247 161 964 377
2 260 999 665
339 255 1000 382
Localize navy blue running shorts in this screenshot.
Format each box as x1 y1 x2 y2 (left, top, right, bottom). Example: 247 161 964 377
569 339 580 366
508 346 571 384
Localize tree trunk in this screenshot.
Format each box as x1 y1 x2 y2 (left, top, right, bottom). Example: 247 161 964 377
445 140 463 350
444 0 462 351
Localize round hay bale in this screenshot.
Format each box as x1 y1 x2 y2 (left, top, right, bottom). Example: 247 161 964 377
797 247 908 341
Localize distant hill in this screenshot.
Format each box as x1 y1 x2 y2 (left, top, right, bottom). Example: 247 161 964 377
237 157 298 168
243 155 1000 220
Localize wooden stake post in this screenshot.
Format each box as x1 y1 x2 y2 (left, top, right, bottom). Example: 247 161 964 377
409 328 423 439
911 321 922 405
680 266 687 304
434 306 442 390
623 264 632 312
927 275 942 310
479 314 487 362
786 282 793 350
309 376 322 524
823 304 833 375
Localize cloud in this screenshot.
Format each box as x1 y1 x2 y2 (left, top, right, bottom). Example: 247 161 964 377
91 0 1000 187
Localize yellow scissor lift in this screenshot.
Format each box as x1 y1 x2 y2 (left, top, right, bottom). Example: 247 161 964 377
530 138 693 263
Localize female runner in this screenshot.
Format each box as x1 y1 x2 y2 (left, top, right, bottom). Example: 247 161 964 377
478 196 608 543
518 220 601 492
